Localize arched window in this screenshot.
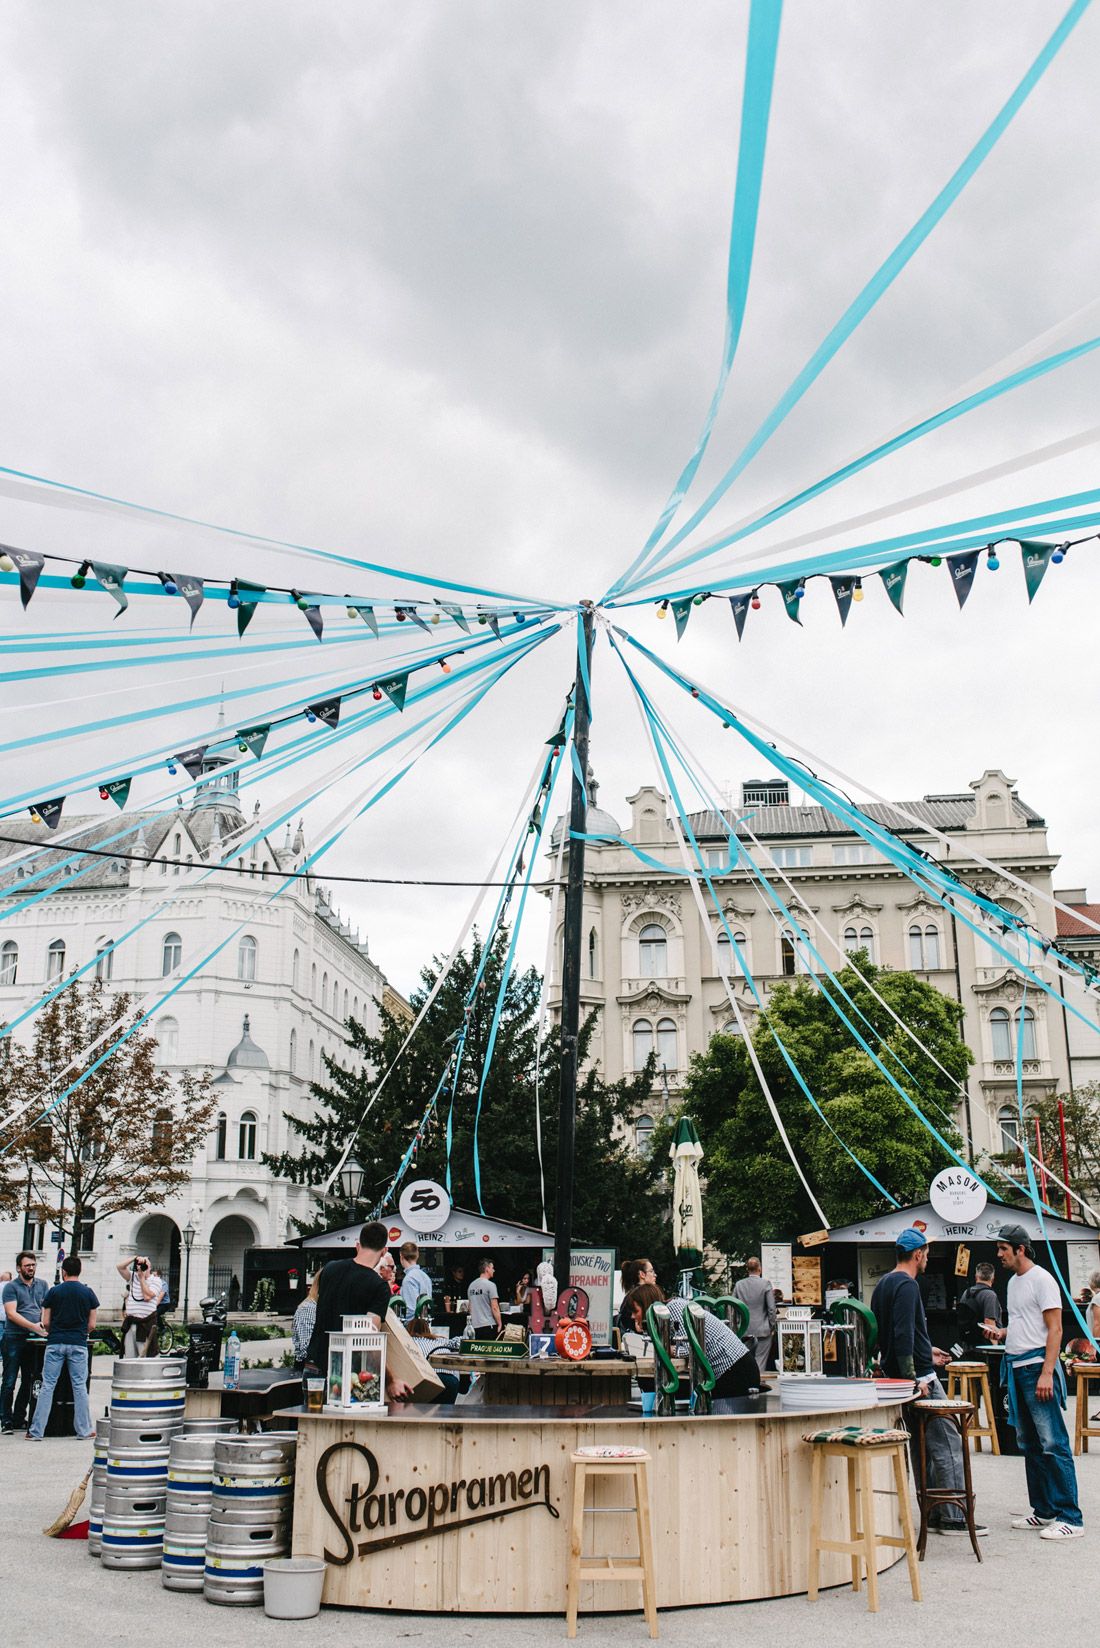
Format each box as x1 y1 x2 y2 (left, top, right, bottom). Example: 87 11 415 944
151 1108 173 1152
237 934 257 982
998 1105 1021 1153
162 931 182 976
843 925 876 962
46 938 66 981
781 927 809 975
321 971 329 1013
352 996 359 1021
635 1115 655 1157
94 937 113 982
289 1028 297 1071
291 949 300 991
990 1007 1012 1061
715 929 747 976
172 832 182 875
0 941 18 985
238 1110 257 1161
638 924 667 978
656 1017 677 1070
632 1019 653 1071
718 1018 744 1038
311 962 317 1001
343 987 349 1020
908 924 941 970
587 929 598 979
1015 1006 1037 1061
156 1016 179 1062
215 1112 227 1160
308 1038 316 1076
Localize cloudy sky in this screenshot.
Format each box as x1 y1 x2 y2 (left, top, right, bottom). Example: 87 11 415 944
0 1 1097 995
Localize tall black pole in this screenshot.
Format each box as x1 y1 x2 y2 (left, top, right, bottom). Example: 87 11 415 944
554 604 595 1296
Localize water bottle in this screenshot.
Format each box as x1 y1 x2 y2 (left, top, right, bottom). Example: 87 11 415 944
224 1329 241 1391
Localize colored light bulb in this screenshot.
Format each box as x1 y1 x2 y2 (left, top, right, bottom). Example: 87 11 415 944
167 761 177 776
515 612 527 625
691 687 700 699
794 582 806 600
396 607 407 621
227 580 241 609
238 740 248 753
986 549 1000 571
930 556 942 568
852 580 864 602
656 602 668 620
346 605 357 619
71 561 90 589
0 552 14 573
432 611 441 624
693 593 705 607
477 613 487 624
305 709 317 723
99 787 109 800
372 686 383 701
750 592 761 611
440 659 452 673
1052 544 1065 564
160 572 178 595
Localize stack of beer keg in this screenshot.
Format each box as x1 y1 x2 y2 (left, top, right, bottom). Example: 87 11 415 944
162 1418 238 1590
204 1432 298 1606
99 1356 186 1570
88 1414 111 1558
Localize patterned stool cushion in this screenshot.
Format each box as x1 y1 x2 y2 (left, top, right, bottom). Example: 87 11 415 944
803 1426 909 1447
573 1445 649 1460
914 1399 974 1413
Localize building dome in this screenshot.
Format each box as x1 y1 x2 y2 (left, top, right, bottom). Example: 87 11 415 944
225 1013 270 1070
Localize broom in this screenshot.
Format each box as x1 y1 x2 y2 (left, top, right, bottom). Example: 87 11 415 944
43 1466 92 1537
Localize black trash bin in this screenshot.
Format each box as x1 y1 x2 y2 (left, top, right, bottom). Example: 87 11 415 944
186 1323 223 1389
23 1339 91 1437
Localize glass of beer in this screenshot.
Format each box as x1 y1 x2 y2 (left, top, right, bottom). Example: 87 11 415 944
306 1377 325 1413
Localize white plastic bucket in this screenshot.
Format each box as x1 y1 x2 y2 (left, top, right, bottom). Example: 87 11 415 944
262 1556 326 1619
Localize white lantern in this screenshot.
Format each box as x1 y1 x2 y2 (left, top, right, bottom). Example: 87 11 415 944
325 1314 387 1412
777 1312 824 1377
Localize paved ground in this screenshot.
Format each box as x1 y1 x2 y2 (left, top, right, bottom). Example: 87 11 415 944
4 1374 1095 1646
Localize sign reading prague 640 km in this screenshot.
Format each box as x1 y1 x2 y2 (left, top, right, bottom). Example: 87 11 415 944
929 1169 987 1225
398 1178 451 1235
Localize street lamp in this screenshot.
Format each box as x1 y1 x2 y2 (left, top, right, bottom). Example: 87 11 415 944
182 1222 196 1324
339 1155 365 1224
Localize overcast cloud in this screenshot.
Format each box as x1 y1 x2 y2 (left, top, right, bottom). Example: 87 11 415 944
0 1 1096 994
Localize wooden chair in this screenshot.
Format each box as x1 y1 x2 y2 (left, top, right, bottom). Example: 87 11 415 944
1072 1362 1100 1456
945 1361 1000 1454
566 1446 657 1639
805 1429 920 1614
911 1398 982 1562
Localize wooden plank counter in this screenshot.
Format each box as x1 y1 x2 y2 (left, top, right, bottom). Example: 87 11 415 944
288 1395 909 1613
430 1354 683 1407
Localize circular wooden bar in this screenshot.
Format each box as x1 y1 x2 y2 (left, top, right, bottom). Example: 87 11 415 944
288 1395 909 1612
435 1354 684 1407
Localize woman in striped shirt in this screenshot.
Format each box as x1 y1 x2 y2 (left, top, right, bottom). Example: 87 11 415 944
624 1283 759 1400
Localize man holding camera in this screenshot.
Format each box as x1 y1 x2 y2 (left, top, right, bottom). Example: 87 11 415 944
116 1254 166 1357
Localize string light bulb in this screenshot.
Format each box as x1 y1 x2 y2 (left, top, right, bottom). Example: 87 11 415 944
692 593 706 607
691 687 700 699
71 560 90 590
98 786 110 801
986 547 1000 571
372 685 383 701
227 579 241 610
304 708 317 723
432 610 441 624
0 552 14 573
656 601 669 620
1051 543 1067 564
852 578 864 602
477 612 487 625
514 611 527 625
439 658 452 674
750 590 761 611
158 572 178 596
395 606 407 621
167 759 178 776
346 605 358 619
929 556 942 568
291 588 310 611
29 810 42 824
238 739 249 753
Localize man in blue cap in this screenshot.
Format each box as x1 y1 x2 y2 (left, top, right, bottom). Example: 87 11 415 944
872 1227 986 1537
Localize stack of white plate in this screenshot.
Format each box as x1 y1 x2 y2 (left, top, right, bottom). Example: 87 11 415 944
777 1376 877 1412
874 1378 917 1404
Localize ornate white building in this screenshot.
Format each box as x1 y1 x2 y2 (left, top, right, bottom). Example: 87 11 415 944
546 768 1082 1167
0 751 397 1308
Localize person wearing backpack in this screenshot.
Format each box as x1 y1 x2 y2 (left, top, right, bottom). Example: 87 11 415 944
957 1262 1003 1350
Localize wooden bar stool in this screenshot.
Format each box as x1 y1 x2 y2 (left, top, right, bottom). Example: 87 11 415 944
911 1398 982 1561
566 1446 657 1639
945 1361 1000 1454
804 1427 921 1614
1072 1362 1100 1456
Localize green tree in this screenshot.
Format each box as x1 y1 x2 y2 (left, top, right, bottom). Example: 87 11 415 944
680 957 971 1256
267 930 673 1267
982 1083 1100 1215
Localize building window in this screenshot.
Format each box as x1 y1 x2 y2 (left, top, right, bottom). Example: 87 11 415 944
771 846 812 869
843 925 876 962
237 934 257 982
715 929 747 976
998 1104 1024 1153
156 1016 179 1062
0 941 18 985
172 832 182 874
990 1007 1012 1061
343 987 349 1020
718 1018 744 1038
635 1115 655 1157
311 963 317 1001
638 924 667 978
1016 1006 1037 1061
22 1207 48 1252
75 1208 96 1252
321 972 329 1013
832 843 877 865
162 931 182 976
908 924 940 970
215 1112 227 1160
587 928 598 979
289 1028 297 1071
94 937 114 982
46 938 66 981
152 1108 173 1152
656 1017 677 1070
781 926 810 975
292 948 300 991
239 1110 257 1161
632 1019 654 1071
308 1039 315 1077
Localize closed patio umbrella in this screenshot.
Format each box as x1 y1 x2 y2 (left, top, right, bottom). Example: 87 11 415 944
671 1115 704 1273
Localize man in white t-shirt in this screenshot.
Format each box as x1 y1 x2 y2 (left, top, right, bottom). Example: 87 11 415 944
466 1259 502 1338
983 1224 1082 1541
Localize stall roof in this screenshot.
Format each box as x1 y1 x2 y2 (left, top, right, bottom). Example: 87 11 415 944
818 1200 1099 1248
299 1206 560 1251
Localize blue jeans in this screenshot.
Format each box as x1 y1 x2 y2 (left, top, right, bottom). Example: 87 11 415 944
28 1344 92 1440
1 1334 37 1427
1012 1360 1082 1527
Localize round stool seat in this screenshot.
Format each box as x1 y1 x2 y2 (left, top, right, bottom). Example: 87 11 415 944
571 1445 649 1460
1071 1360 1100 1375
802 1425 909 1447
946 1361 985 1373
914 1399 974 1414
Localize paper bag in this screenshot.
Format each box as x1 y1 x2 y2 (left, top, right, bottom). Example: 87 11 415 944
383 1312 445 1403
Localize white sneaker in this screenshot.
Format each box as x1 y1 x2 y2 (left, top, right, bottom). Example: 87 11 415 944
1012 1513 1053 1530
1039 1521 1084 1541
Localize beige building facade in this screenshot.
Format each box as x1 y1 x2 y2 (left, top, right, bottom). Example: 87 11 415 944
546 768 1080 1168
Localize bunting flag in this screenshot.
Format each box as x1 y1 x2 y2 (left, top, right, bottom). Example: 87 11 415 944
91 562 129 617
98 776 132 809
440 602 471 633
829 575 854 627
349 603 379 635
377 672 409 712
30 797 65 829
880 559 909 614
236 579 266 637
292 590 324 641
2 547 45 609
779 579 804 625
307 696 341 728
1020 539 1055 602
174 573 205 627
236 725 271 760
479 606 502 640
947 549 980 608
397 604 431 633
173 745 209 780
671 597 694 639
729 592 751 640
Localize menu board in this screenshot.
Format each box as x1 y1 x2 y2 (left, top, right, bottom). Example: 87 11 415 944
761 1241 793 1301
791 1255 822 1305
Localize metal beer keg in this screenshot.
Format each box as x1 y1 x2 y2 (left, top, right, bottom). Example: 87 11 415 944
88 1414 111 1558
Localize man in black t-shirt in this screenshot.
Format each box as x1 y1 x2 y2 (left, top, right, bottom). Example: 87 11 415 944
305 1221 413 1402
27 1255 98 1441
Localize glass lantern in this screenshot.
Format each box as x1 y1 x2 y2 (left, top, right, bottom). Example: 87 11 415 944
777 1313 824 1377
326 1314 387 1412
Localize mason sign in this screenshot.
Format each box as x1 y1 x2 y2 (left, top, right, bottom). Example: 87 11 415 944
317 1441 559 1562
928 1170 987 1225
